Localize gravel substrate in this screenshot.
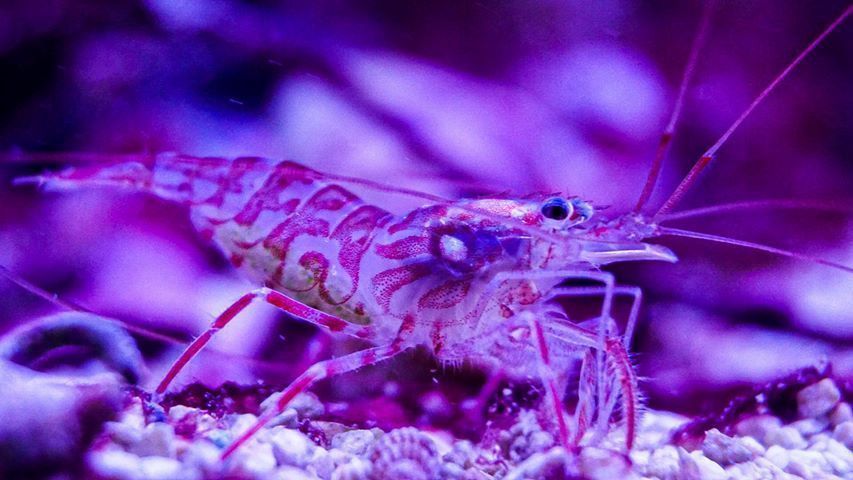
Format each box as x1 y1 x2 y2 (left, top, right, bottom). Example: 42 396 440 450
85 375 853 479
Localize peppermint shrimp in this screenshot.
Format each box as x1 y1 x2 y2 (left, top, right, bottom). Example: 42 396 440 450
17 153 669 456
10 3 853 463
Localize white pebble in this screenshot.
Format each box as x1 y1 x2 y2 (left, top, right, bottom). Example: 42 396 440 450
644 446 680 480
822 452 850 476
809 433 831 448
331 429 376 456
629 448 650 469
824 438 853 460
734 415 782 445
331 456 373 480
739 436 766 457
308 447 338 480
195 413 218 434
443 439 475 468
833 421 853 449
578 446 631 480
181 441 221 476
764 445 790 470
88 448 143 480
701 429 756 465
269 427 316 468
797 379 841 419
203 428 230 449
503 447 569 480
829 402 853 426
167 405 198 423
228 413 259 437
673 447 700 480
688 451 726 480
822 438 853 474
635 410 690 450
439 462 467 480
262 391 325 419
130 423 177 458
275 466 319 480
791 417 830 437
106 420 143 447
225 441 277 478
754 458 790 478
119 399 147 430
139 456 186 480
786 449 830 478
766 425 808 450
726 458 786 480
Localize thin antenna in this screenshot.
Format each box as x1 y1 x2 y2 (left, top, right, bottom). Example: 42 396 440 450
0 264 196 346
0 264 293 372
0 264 189 345
0 150 150 165
657 227 853 273
658 198 853 222
0 264 93 314
655 4 852 217
634 0 715 213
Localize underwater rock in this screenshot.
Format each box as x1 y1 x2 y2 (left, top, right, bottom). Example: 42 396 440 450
765 425 808 450
834 421 853 449
269 427 316 468
367 427 441 480
80 371 853 479
0 312 145 383
331 429 378 457
829 403 853 426
0 359 125 478
701 429 757 465
0 312 141 478
797 378 842 419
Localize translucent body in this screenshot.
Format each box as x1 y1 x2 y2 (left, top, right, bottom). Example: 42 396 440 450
13 4 850 463
25 152 670 456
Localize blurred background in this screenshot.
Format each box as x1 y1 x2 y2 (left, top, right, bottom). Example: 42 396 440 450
0 0 850 428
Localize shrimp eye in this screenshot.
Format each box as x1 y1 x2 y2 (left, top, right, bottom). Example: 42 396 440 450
540 197 572 221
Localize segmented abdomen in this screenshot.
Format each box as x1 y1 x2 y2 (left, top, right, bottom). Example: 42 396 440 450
151 155 394 326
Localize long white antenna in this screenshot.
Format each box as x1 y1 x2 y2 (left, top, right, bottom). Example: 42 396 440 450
655 5 852 217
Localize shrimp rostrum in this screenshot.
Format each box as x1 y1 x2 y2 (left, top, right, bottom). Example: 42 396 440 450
13 4 853 461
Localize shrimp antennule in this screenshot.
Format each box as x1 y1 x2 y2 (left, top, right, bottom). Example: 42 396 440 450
657 198 853 222
634 0 715 213
653 4 852 217
657 226 853 273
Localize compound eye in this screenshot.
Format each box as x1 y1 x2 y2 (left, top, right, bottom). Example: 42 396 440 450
540 197 572 221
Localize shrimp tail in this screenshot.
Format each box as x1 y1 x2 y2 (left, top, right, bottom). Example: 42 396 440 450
12 153 277 207
14 158 154 192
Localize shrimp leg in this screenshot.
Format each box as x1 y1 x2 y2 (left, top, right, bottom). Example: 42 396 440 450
545 285 643 347
574 349 597 446
546 327 639 451
221 342 408 460
156 287 375 394
477 269 619 438
522 311 572 451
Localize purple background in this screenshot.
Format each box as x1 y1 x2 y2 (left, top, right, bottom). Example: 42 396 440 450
0 0 851 421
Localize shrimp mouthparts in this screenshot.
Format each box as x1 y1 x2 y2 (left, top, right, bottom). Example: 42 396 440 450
579 242 678 265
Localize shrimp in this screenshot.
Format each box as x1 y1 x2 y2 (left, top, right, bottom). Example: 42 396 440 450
17 152 669 455
9 2 853 464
